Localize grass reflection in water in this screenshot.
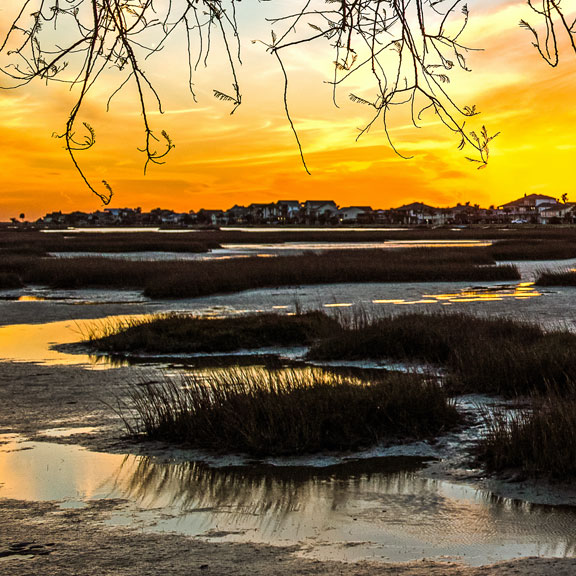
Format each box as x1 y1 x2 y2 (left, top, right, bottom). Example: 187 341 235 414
116 456 428 518
111 453 576 561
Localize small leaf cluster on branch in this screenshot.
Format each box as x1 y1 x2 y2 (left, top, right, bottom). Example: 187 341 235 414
0 0 574 202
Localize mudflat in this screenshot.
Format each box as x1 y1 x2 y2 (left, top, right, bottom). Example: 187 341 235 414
1 304 575 576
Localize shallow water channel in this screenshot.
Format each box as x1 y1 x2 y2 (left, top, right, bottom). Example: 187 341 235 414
50 239 493 261
1 432 575 566
2 262 576 566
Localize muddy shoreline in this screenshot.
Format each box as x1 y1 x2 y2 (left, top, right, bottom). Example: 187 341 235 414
3 495 576 576
1 303 576 575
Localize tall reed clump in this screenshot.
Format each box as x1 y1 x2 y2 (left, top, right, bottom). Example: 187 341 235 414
307 313 576 396
87 311 341 353
535 269 576 286
476 390 576 478
489 239 576 261
125 368 460 456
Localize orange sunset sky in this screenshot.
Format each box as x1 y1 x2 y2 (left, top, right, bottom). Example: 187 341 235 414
1 0 576 220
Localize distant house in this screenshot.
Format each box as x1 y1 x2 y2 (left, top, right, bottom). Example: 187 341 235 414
498 194 558 222
372 209 393 224
445 203 471 224
338 206 373 223
247 203 276 223
225 205 249 224
391 202 445 225
445 203 497 225
101 207 143 225
41 211 66 227
539 202 576 224
147 208 179 225
66 211 92 227
196 209 225 226
301 200 339 223
275 200 301 223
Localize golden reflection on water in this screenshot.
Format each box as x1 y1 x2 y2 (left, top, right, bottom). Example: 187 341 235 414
373 283 541 306
224 240 493 251
0 316 142 367
0 283 542 366
0 436 127 503
97 455 576 563
17 295 46 302
1 434 574 564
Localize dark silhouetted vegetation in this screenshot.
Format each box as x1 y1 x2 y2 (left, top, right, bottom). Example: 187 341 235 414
0 249 519 297
87 311 341 354
535 269 576 286
125 368 460 456
488 239 576 261
476 390 576 478
6 227 576 256
0 273 23 289
143 250 518 298
0 230 217 255
307 313 576 396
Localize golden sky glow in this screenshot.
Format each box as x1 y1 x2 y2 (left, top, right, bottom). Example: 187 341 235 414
1 0 576 220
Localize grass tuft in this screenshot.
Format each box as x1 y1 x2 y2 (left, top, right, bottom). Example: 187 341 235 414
535 268 576 286
476 389 576 478
87 311 341 354
489 239 576 261
307 313 576 396
125 367 461 456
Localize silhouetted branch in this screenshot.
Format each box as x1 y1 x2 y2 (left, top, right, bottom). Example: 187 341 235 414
1 1 573 200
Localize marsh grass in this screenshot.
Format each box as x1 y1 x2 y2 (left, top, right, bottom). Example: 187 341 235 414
125 367 460 456
0 248 519 296
142 249 518 298
0 230 217 254
0 273 23 289
87 311 341 353
535 269 576 286
192 228 576 245
476 389 576 478
5 227 576 257
89 310 576 397
307 313 576 396
488 239 576 261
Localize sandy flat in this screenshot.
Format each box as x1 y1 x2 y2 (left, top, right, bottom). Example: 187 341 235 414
0 302 575 575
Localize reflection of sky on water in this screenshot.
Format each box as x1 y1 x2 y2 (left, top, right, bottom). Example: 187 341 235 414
0 317 144 367
2 277 576 367
0 286 147 305
0 434 575 565
329 283 541 308
50 239 492 262
1 257 576 367
372 282 542 306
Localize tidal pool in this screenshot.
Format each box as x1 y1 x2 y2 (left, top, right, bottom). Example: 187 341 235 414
0 433 574 565
0 317 145 367
2 276 576 367
50 239 493 262
2 289 576 567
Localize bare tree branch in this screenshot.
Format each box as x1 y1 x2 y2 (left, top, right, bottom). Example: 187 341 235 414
1 1 574 201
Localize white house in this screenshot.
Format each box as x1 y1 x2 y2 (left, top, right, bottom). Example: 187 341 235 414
338 206 373 222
